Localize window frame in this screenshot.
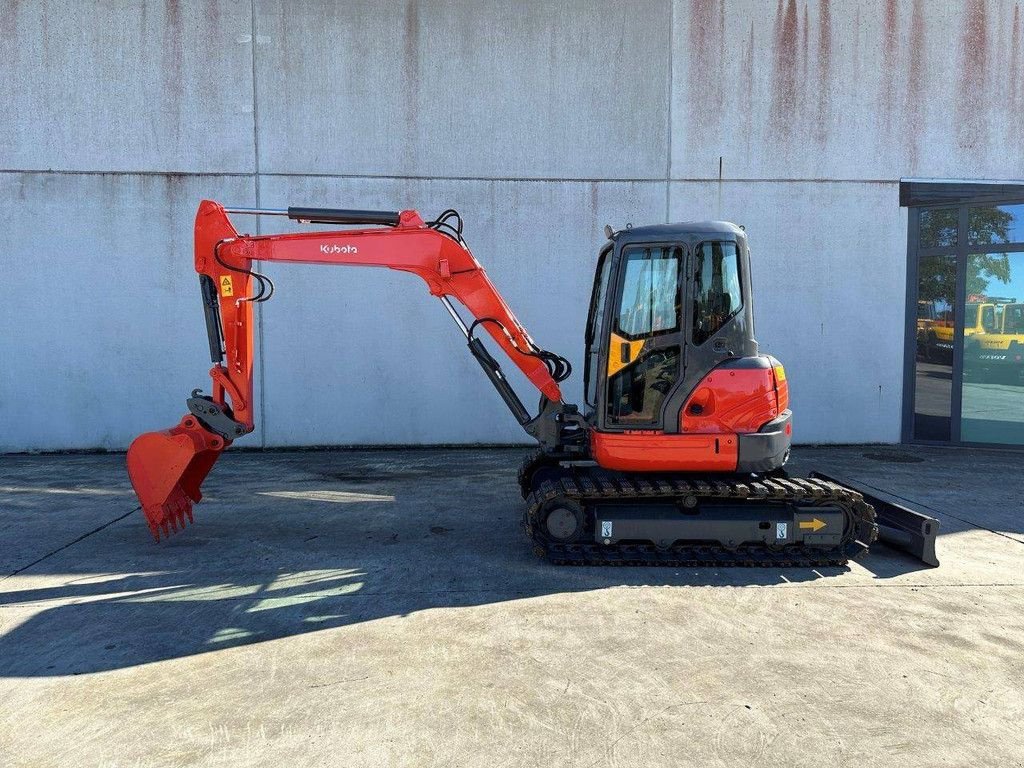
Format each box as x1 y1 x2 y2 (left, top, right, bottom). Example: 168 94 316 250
583 245 614 410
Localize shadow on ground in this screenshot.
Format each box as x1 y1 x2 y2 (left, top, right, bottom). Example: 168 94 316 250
0 445 1005 677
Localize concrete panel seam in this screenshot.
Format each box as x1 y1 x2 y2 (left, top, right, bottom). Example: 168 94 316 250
0 170 907 186
664 0 674 223
250 0 261 180
0 169 258 178
0 506 139 581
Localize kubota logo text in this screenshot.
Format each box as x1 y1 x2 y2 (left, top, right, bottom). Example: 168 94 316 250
320 244 358 255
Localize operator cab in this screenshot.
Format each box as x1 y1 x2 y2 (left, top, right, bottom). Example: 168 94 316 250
583 222 758 434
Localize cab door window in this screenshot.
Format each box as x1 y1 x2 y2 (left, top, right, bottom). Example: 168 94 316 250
607 246 682 426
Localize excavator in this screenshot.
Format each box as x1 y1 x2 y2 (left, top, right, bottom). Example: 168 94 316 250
126 201 939 567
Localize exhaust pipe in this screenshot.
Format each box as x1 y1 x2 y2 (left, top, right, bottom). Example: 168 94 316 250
126 415 227 540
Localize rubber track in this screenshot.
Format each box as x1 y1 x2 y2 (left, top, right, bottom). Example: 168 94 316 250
523 468 878 568
517 448 550 499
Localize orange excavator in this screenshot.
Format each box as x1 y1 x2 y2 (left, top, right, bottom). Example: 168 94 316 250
127 201 938 567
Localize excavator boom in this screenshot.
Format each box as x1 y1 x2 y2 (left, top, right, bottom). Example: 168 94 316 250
128 200 576 539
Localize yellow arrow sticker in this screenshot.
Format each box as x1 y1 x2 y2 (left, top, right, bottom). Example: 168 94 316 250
219 275 233 297
798 518 827 532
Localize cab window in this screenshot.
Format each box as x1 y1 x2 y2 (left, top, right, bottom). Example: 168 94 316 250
981 305 997 333
692 241 743 345
1005 305 1024 334
616 247 680 338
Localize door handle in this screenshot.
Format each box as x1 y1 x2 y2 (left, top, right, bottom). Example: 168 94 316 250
620 342 631 363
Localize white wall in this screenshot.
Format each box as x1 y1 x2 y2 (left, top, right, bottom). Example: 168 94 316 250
2 0 1022 450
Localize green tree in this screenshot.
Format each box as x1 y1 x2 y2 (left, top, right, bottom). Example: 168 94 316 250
967 252 1011 297
917 206 1015 300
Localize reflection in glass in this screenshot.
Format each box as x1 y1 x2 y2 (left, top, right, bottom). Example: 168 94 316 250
913 254 955 440
607 347 681 425
968 204 1024 246
919 208 958 248
962 251 1024 444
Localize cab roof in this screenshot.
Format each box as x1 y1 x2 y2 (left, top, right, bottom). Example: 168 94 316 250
610 220 744 246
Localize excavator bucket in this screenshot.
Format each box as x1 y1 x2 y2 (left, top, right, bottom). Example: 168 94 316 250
126 415 227 540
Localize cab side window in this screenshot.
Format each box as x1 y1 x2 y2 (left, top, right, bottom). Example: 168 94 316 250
981 306 997 333
692 241 743 345
616 248 680 338
1006 306 1024 334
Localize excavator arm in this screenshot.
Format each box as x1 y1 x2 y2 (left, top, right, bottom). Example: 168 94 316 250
127 200 580 539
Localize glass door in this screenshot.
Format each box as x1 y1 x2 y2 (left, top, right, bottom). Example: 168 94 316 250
961 202 1024 444
907 199 1024 446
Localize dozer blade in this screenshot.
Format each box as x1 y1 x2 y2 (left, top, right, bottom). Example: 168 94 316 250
810 471 940 567
126 415 228 540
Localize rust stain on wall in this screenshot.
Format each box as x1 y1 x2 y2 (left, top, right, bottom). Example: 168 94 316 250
743 21 755 157
403 0 420 159
801 4 809 88
879 0 899 136
162 0 184 140
769 0 799 140
815 0 832 145
773 0 783 42
1010 4 1022 125
686 0 726 154
958 0 989 150
204 0 221 46
905 0 926 169
883 0 899 52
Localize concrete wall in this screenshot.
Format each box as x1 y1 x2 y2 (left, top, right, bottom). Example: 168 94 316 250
2 0 1022 451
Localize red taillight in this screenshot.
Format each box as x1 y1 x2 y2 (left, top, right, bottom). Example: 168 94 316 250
772 364 790 412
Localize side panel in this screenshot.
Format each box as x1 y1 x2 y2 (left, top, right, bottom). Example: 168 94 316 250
678 364 783 434
590 430 738 471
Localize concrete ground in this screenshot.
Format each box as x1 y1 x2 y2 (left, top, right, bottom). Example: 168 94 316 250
1 445 1022 768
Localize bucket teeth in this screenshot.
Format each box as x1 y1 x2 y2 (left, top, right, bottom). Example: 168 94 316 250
143 489 197 541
